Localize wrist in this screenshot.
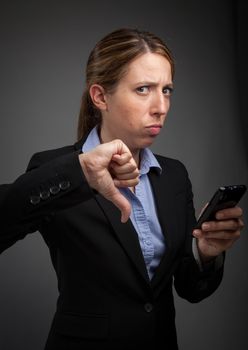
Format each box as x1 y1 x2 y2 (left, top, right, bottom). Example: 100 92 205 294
78 154 91 184
199 252 216 264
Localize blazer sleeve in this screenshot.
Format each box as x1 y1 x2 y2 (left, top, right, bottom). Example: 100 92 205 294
0 149 93 254
173 166 224 303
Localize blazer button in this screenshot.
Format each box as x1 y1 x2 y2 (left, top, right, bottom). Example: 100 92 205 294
40 190 50 200
144 303 153 313
59 180 71 190
30 195 40 205
50 185 60 195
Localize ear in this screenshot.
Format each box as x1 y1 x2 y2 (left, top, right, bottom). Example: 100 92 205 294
89 84 108 111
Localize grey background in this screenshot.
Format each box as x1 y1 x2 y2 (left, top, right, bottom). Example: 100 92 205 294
0 1 247 349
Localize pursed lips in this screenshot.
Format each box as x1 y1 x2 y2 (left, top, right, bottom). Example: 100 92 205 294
146 124 162 136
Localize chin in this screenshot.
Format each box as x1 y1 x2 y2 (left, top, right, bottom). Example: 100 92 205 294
143 137 157 147
137 141 155 151
130 137 156 152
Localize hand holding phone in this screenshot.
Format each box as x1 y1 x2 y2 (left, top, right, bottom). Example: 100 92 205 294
195 184 246 229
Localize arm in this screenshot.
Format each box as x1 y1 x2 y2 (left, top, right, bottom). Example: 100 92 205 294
0 139 139 253
173 174 225 303
0 151 92 253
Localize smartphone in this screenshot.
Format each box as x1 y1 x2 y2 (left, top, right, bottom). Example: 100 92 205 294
195 184 247 229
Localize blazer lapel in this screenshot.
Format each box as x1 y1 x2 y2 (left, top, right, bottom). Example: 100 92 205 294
148 169 174 250
94 193 150 284
148 168 177 287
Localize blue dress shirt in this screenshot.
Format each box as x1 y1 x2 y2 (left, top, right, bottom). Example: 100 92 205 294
82 126 166 280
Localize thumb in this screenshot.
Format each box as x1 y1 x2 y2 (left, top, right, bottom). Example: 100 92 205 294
108 189 132 223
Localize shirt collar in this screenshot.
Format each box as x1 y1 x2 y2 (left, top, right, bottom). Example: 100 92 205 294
82 126 100 153
139 148 162 175
82 126 162 175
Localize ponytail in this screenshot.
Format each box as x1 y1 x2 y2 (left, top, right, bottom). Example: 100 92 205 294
77 90 101 141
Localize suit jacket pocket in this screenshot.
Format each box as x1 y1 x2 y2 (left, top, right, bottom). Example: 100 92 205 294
53 311 109 340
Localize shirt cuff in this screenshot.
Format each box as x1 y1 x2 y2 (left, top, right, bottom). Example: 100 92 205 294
192 237 224 272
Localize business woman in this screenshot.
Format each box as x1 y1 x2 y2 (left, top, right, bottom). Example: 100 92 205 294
0 28 244 349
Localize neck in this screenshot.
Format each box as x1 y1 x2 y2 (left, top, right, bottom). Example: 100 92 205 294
132 150 141 168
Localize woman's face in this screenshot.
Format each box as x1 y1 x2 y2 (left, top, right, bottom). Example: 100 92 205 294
100 52 173 154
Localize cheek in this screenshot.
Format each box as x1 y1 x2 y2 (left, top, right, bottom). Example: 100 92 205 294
110 95 146 128
124 109 142 129
116 104 140 127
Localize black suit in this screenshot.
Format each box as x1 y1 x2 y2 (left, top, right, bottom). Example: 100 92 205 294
0 138 224 349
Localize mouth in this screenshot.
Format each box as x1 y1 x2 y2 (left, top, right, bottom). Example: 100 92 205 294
146 125 162 136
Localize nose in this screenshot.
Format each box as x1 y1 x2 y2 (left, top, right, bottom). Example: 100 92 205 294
150 92 169 117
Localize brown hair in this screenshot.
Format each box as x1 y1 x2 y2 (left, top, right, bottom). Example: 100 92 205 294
77 28 175 140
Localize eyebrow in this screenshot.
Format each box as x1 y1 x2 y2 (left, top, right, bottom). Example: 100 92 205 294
134 81 174 88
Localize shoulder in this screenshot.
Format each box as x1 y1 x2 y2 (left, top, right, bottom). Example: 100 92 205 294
153 154 193 194
26 144 77 171
155 154 189 175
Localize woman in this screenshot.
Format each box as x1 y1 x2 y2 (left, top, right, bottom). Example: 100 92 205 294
0 28 244 349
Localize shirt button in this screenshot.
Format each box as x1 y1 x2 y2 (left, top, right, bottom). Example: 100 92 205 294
144 303 153 313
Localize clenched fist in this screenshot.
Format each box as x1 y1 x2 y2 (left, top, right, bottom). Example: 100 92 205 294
79 139 139 223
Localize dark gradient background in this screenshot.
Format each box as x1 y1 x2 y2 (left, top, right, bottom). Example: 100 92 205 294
0 1 247 349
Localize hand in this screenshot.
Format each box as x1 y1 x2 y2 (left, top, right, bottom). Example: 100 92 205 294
193 206 244 263
79 139 139 223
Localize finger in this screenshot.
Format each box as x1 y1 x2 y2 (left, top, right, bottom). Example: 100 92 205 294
113 139 134 157
112 152 132 166
193 228 241 240
108 190 132 223
114 178 139 188
200 230 241 240
110 160 139 175
201 219 243 232
112 172 139 181
215 206 243 220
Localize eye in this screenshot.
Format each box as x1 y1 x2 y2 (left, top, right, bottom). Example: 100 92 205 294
163 86 174 96
136 86 150 94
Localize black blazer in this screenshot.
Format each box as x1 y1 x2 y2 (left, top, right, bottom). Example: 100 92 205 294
0 138 224 349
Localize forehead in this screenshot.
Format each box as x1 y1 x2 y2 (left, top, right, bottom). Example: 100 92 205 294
123 52 172 83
